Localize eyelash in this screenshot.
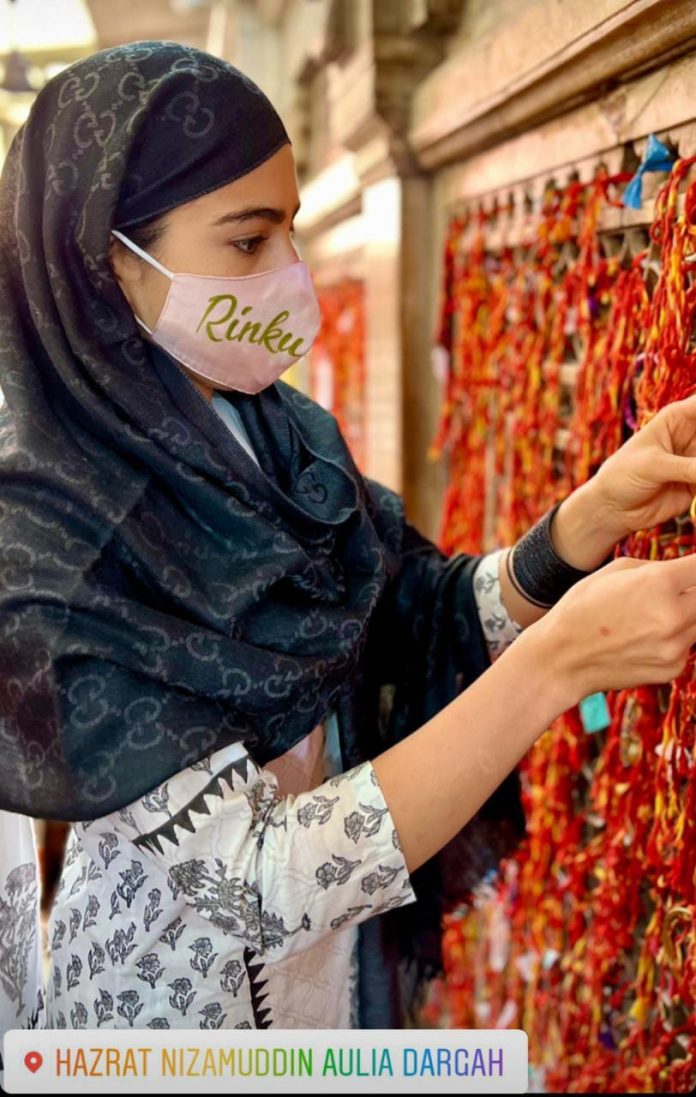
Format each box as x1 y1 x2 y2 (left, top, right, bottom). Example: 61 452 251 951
233 225 296 257
231 233 266 254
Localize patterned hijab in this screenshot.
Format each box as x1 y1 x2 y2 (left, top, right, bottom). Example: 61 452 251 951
0 40 406 819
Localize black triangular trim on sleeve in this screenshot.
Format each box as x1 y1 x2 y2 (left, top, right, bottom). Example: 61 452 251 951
133 755 250 855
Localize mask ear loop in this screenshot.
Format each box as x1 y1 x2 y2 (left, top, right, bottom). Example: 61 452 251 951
110 229 174 335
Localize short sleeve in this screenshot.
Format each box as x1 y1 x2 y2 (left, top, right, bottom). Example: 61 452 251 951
75 741 417 963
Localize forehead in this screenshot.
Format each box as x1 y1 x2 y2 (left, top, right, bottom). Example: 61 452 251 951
172 144 299 222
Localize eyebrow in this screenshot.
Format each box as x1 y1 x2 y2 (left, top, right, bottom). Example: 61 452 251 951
210 201 301 227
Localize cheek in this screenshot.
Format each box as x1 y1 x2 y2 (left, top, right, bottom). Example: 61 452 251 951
140 272 171 327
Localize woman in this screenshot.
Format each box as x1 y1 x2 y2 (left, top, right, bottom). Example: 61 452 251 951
2 40 696 1037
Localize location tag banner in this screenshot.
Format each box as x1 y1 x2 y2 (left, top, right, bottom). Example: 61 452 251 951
4 1028 529 1094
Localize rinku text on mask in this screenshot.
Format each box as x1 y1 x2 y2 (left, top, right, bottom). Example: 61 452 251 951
196 295 309 358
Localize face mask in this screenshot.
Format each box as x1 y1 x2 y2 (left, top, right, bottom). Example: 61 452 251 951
111 229 322 394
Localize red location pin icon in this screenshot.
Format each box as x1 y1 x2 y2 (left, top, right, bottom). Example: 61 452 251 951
24 1051 43 1073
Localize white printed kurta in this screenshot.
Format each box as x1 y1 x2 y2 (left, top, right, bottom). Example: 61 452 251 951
0 393 523 1039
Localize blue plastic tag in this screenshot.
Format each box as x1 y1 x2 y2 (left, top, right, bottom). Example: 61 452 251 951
579 691 611 734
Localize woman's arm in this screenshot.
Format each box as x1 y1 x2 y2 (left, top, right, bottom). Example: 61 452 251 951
372 610 572 874
77 545 696 958
75 616 567 967
378 542 696 873
81 612 572 966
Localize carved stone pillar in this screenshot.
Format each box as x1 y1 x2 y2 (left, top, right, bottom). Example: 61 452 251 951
328 0 463 529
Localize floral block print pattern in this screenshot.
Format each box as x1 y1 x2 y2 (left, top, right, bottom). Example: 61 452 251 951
45 741 416 1030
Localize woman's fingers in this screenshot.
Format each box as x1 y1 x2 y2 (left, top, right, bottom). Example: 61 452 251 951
600 556 651 571
602 554 696 596
662 392 696 423
662 551 696 594
658 396 696 453
652 451 696 485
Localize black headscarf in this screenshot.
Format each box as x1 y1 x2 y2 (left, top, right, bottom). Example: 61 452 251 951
0 40 397 815
0 40 524 1021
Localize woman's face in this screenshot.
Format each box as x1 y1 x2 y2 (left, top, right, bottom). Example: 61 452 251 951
109 142 302 401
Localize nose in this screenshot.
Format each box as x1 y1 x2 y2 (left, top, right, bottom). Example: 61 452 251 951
274 229 302 270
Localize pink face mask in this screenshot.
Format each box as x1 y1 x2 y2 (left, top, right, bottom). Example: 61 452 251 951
111 229 322 394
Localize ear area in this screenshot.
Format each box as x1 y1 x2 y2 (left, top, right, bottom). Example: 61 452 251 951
108 233 146 287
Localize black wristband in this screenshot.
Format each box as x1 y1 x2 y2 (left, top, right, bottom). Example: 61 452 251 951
508 500 605 609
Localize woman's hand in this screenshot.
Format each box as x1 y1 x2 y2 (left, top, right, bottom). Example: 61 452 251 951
591 393 696 532
551 394 696 572
533 553 696 704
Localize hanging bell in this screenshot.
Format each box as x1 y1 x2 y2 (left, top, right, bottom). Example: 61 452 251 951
0 49 35 94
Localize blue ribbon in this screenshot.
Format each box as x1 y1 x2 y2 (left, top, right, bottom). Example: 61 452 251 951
623 134 678 209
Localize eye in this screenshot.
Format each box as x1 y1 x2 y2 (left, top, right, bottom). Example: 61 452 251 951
232 235 267 256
